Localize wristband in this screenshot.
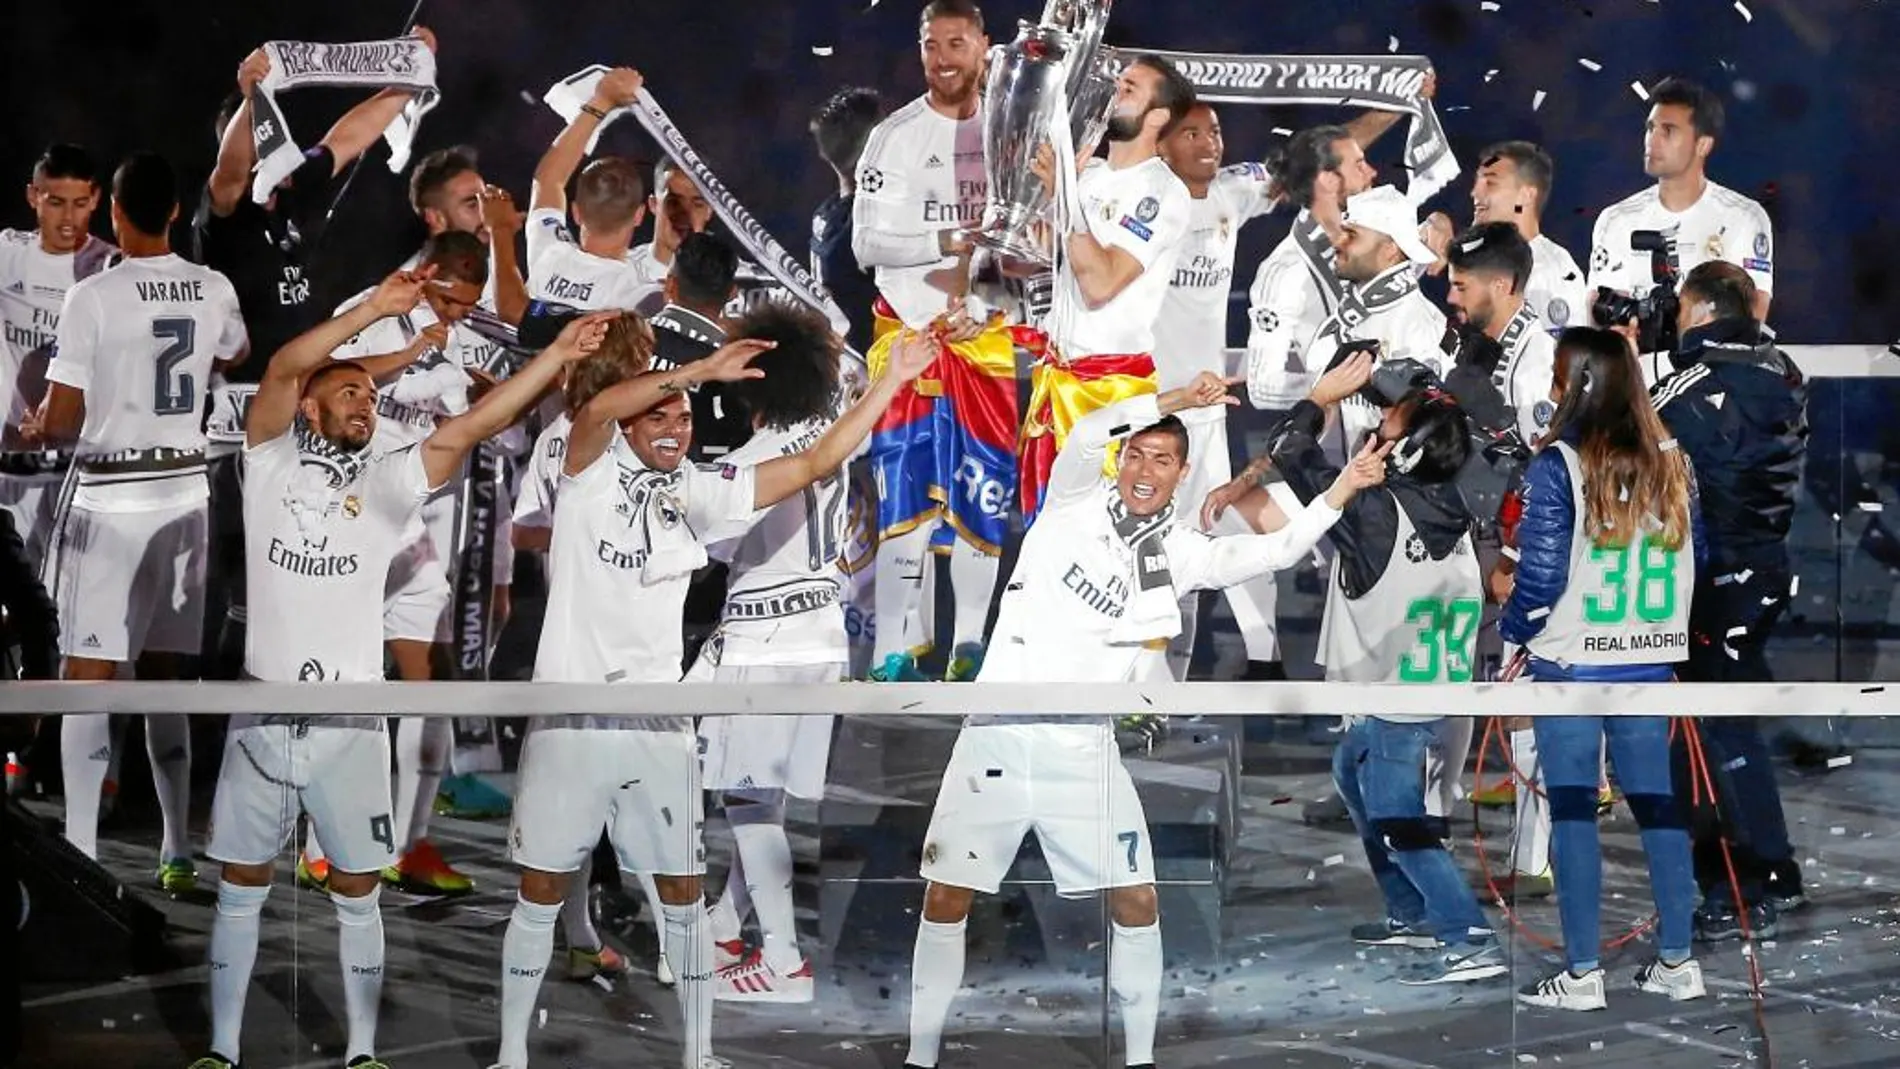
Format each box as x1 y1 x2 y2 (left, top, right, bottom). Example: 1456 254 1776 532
580 103 610 121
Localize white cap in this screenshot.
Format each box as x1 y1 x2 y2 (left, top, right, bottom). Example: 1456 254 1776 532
1344 185 1437 266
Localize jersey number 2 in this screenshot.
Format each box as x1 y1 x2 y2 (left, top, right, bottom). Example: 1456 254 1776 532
151 317 197 415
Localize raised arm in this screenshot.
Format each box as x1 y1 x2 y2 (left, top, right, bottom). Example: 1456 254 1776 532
247 268 433 446
423 311 612 488
531 67 643 214
482 185 529 324
317 28 440 174
207 49 273 217
565 335 778 477
1343 70 1433 149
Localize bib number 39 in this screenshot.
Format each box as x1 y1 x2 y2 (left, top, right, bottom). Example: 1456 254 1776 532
1398 597 1482 683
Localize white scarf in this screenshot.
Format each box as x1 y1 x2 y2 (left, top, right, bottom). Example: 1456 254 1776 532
542 67 856 350
1105 496 1182 644
250 37 440 204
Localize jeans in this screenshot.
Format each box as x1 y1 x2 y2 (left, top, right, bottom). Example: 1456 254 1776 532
1529 660 1696 972
1333 717 1489 948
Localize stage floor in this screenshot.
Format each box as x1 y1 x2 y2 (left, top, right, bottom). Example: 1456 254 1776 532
19 730 1900 1069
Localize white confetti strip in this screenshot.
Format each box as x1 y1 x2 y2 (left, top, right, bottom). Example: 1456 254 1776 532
1631 81 1650 101
1272 126 1294 136
1533 90 1547 111
1734 0 1753 21
1578 58 1602 72
1482 0 1501 9
1831 826 1847 836
1485 69 1501 82
1388 36 1400 52
1859 501 1885 512
1323 853 1347 867
1829 754 1854 768
812 45 835 56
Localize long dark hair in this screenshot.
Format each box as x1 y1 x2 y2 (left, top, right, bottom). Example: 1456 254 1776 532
1542 328 1692 550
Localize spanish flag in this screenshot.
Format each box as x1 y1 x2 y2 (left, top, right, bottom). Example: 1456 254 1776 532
1017 329 1157 523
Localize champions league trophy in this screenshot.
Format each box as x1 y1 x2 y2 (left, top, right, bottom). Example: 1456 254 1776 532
967 0 1118 265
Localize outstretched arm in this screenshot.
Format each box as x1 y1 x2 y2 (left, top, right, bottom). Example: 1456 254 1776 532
424 312 612 488
749 331 941 510
531 67 643 214
247 268 434 447
565 335 778 477
317 28 440 174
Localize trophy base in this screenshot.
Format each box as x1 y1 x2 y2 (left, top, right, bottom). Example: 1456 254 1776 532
968 225 1054 269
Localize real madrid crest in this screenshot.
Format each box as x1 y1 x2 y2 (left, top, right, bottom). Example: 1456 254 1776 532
655 489 685 529
1218 215 1231 241
1703 231 1724 260
342 495 361 518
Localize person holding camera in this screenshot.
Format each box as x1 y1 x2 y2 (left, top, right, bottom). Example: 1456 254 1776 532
1653 261 1809 940
1503 326 1706 1011
1590 78 1773 380
1205 351 1503 986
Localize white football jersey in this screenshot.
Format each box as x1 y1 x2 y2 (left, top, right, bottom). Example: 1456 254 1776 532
850 95 986 329
1052 157 1193 359
1494 302 1560 444
1153 164 1275 409
0 230 117 432
524 207 658 313
704 419 848 667
535 434 758 690
1588 180 1773 302
512 412 571 532
242 432 432 683
1307 266 1449 448
48 254 246 511
1527 233 1589 335
1244 211 1343 409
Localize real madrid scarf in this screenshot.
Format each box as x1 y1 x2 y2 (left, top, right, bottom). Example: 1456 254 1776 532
617 464 709 584
291 415 369 489
1290 209 1347 319
1312 263 1421 352
1129 51 1459 203
542 67 858 356
249 37 440 205
1105 495 1182 643
1493 301 1541 395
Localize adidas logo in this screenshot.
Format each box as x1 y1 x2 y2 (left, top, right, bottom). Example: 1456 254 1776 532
88 745 111 762
924 154 944 168
81 634 101 649
5 281 23 295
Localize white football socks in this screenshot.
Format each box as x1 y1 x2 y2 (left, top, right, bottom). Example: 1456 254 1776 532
1111 920 1163 1066
144 714 193 863
560 855 603 951
732 821 800 972
391 716 452 853
946 540 998 651
905 917 968 1068
331 885 386 1063
497 895 560 1069
873 525 932 661
661 900 714 1069
59 713 112 859
207 880 270 1063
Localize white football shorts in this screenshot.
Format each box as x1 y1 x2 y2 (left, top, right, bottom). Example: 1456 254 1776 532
49 500 207 662
508 726 705 876
207 722 396 875
697 661 843 801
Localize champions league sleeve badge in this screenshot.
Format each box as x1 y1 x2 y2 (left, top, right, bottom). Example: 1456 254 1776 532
1135 196 1160 222
858 166 884 194
1545 297 1571 327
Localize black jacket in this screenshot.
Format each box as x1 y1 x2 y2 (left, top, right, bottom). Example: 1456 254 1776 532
0 510 57 680
1652 318 1807 571
1265 400 1475 600
649 304 753 462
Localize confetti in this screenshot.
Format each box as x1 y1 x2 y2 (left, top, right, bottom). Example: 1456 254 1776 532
1485 69 1501 82
1860 501 1885 512
1323 853 1347 867
812 45 835 56
1388 36 1400 52
1272 127 1294 136
1533 90 1548 111
1830 826 1847 836
1829 754 1854 768
517 90 536 105
1631 81 1650 101
1482 0 1502 9
1734 0 1753 21
1578 58 1602 72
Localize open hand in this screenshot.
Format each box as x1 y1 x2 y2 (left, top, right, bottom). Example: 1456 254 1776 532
1421 211 1455 276
884 329 940 384
1311 349 1375 407
699 337 777 383
1200 473 1254 530
368 265 436 317
548 310 617 363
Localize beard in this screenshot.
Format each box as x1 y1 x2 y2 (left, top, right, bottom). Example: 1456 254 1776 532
320 411 373 451
929 67 981 108
1104 112 1143 143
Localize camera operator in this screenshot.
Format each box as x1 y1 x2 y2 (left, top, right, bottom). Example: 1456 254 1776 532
1590 78 1773 381
1652 261 1807 940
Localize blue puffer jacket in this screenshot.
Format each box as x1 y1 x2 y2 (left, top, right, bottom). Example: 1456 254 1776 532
1499 434 1708 681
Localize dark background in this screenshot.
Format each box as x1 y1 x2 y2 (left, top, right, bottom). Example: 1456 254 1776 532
5 0 1896 344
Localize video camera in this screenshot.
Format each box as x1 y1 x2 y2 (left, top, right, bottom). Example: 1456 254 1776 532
1591 229 1681 354
1324 340 1444 409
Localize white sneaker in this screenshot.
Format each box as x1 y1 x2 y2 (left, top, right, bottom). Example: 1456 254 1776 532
1517 968 1608 1011
713 937 747 970
1634 957 1706 1001
655 949 676 987
714 954 815 1003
